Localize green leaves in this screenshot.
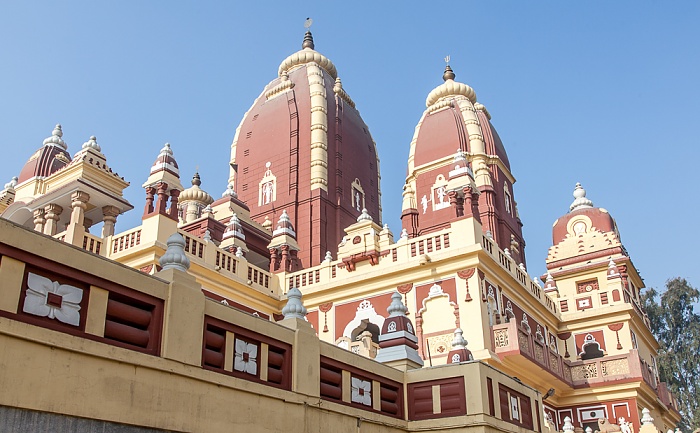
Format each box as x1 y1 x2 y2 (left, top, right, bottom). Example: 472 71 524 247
642 278 700 431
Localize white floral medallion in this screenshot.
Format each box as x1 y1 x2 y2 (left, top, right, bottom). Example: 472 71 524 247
233 339 258 375
23 273 83 326
351 377 372 406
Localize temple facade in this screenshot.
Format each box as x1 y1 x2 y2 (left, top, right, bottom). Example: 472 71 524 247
0 29 681 433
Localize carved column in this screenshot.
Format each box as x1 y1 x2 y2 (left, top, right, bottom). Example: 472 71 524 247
43 204 63 236
64 191 89 247
143 186 156 217
69 191 90 227
33 209 46 233
168 189 180 221
280 245 290 272
269 248 279 273
478 187 497 241
101 205 120 237
155 182 168 215
448 190 464 218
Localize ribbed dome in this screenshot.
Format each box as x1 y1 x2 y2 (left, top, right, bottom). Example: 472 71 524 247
551 183 616 245
179 172 214 205
426 78 476 107
17 124 72 183
410 66 509 169
229 30 381 268
150 143 179 176
278 30 337 79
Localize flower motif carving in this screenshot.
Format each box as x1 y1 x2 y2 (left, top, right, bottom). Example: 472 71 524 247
571 363 598 381
494 329 510 348
387 321 397 332
601 359 629 376
233 339 258 375
451 354 461 363
23 273 83 326
351 377 372 406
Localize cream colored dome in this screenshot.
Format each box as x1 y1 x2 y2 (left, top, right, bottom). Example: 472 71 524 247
277 31 337 79
179 173 214 205
426 79 476 107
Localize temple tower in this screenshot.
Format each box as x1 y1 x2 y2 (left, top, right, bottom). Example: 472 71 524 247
228 29 382 269
401 64 526 264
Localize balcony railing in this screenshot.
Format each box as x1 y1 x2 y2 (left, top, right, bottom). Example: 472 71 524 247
492 321 572 385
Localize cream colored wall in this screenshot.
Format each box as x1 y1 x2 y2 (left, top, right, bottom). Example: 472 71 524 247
0 217 552 433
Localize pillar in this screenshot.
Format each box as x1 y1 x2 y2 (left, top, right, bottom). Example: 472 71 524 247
42 204 63 236
143 186 156 217
33 209 46 233
168 189 180 221
101 205 120 237
155 182 168 215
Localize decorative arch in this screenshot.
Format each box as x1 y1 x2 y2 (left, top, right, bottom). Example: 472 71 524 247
258 162 277 206
341 299 385 340
504 182 513 215
351 178 365 212
416 283 460 359
431 174 449 211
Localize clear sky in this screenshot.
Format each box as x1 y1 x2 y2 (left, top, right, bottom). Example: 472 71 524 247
1 1 698 293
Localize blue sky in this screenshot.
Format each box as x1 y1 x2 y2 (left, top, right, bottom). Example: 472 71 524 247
1 1 698 293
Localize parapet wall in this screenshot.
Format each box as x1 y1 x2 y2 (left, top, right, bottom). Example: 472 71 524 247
0 218 541 433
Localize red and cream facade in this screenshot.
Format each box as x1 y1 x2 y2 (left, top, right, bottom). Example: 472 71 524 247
0 30 681 433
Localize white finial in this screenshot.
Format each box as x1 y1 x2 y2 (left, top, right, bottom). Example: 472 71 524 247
222 182 238 198
304 17 313 29
444 55 450 64
519 262 526 271
159 233 191 272
485 230 493 239
203 229 212 243
563 417 575 433
357 208 373 222
4 176 18 190
534 278 542 288
223 213 245 240
641 408 654 425
282 287 307 319
451 328 467 349
273 209 296 237
570 182 594 211
585 428 593 433
160 143 173 156
43 124 67 150
387 291 408 317
235 247 243 257
400 228 409 240
202 204 213 215
546 272 554 283
324 251 333 262
81 135 102 152
504 248 511 258
454 148 467 165
675 428 682 433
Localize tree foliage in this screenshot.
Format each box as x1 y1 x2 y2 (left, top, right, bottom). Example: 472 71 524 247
642 278 700 431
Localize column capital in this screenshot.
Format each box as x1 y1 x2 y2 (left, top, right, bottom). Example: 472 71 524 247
102 205 120 218
71 190 90 205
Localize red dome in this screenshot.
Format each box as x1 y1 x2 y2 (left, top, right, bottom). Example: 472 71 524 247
229 34 381 268
17 125 72 183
